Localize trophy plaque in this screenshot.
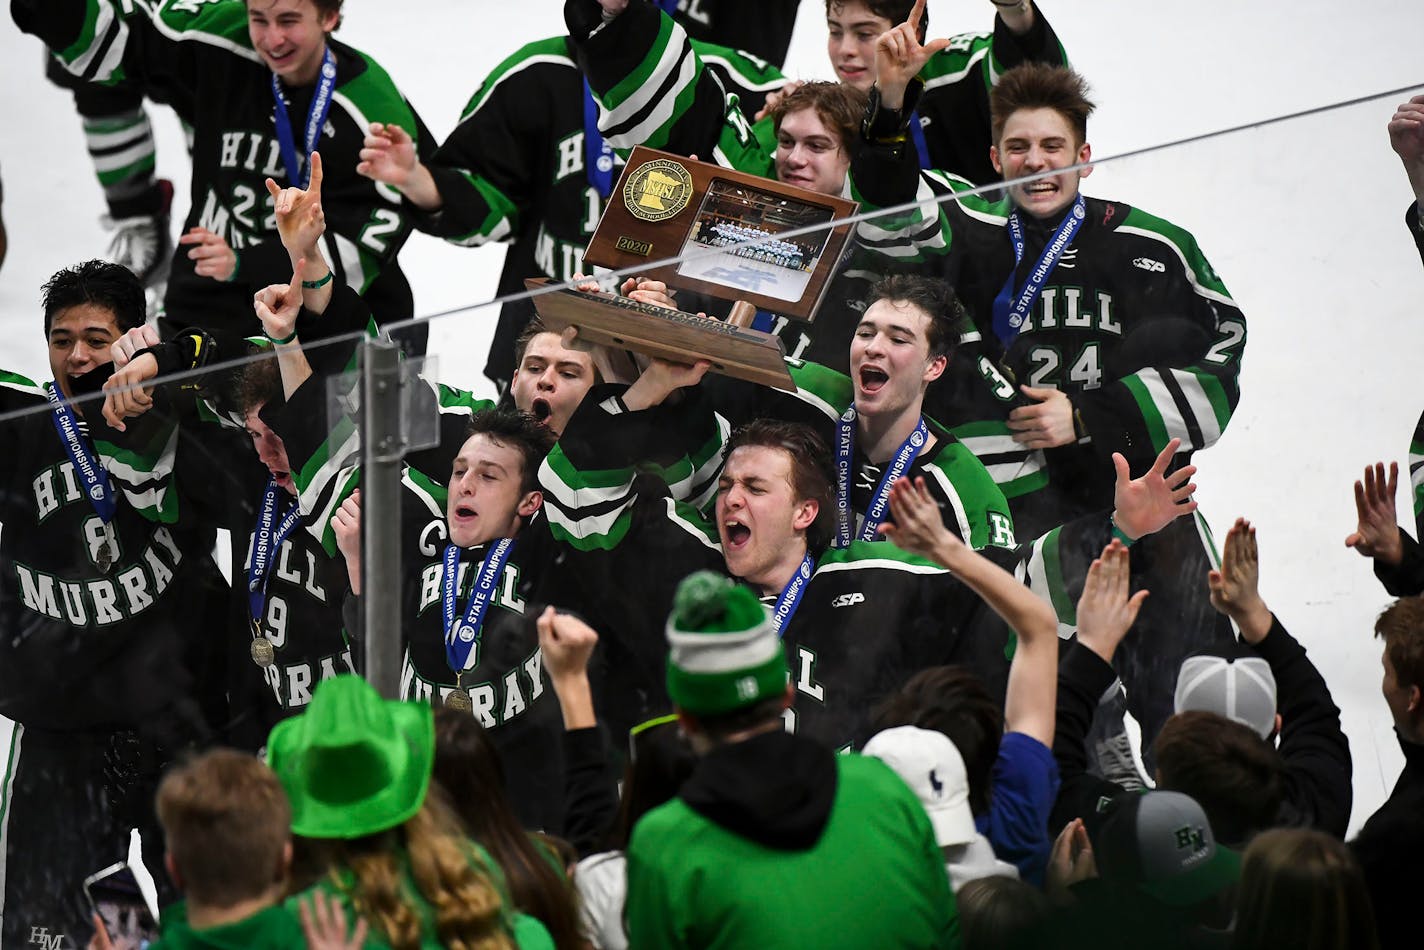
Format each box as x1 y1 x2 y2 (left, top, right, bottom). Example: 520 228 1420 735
526 146 859 391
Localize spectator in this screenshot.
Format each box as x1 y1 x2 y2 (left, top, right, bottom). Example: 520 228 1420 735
624 571 959 948
863 725 1019 888
135 748 306 947
267 675 553 949
1349 595 1424 950
432 709 585 950
1051 520 1353 845
954 876 1051 950
1233 828 1379 950
1058 791 1239 950
1347 461 1424 597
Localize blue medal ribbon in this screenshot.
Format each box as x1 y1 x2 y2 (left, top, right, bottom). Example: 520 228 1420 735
246 478 304 626
909 109 931 169
45 382 115 525
271 47 337 189
770 553 816 637
441 538 516 676
990 194 1085 346
834 407 930 548
583 80 615 199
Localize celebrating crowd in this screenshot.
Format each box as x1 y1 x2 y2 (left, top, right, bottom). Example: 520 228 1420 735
2 0 1423 947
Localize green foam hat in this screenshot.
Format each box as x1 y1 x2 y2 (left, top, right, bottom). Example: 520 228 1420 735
267 675 434 839
665 571 787 716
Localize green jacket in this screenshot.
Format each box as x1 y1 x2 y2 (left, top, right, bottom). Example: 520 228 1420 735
627 744 959 948
152 902 305 950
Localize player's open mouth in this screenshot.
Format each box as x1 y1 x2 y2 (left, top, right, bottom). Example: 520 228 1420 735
1025 181 1057 195
454 504 477 520
272 470 292 486
858 366 889 394
531 398 552 423
837 64 866 81
724 520 751 548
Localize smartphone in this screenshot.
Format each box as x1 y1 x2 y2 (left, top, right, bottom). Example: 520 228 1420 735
82 862 159 950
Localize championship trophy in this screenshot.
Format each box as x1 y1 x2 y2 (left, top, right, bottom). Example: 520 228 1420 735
526 146 858 391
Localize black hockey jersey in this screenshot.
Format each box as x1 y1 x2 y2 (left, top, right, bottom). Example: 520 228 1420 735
16 0 431 340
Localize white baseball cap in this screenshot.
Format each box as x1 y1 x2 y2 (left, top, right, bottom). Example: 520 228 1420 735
863 725 977 847
1174 654 1277 739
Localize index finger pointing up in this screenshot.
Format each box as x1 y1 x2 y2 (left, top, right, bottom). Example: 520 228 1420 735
307 150 324 194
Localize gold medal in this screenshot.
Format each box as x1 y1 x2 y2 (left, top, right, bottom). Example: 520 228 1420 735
444 687 473 711
250 637 276 667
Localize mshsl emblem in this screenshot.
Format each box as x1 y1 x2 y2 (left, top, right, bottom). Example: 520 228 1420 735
623 159 693 222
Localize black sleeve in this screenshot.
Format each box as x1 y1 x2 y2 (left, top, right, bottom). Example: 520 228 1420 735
1049 641 1128 836
1374 531 1424 598
672 0 799 69
1251 616 1353 837
1408 201 1424 270
561 725 622 856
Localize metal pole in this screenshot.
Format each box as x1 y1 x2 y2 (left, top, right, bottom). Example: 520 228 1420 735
361 338 404 699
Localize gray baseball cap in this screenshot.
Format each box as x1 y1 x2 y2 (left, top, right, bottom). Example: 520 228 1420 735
1174 654 1277 739
1094 790 1241 907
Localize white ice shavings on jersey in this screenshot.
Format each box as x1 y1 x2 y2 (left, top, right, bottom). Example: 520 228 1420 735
151 2 263 65
461 53 576 123
1115 224 1236 308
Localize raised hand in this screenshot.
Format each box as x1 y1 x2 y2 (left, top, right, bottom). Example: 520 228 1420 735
179 226 237 281
621 275 679 310
1345 461 1403 566
881 475 960 565
109 325 160 370
1111 438 1197 540
356 122 416 186
753 79 805 123
537 605 600 730
1008 385 1077 449
253 258 307 343
874 0 950 109
333 489 361 593
100 352 159 431
300 890 369 950
1046 818 1097 905
1388 94 1424 200
621 357 712 411
265 150 326 260
1208 517 1271 644
1075 540 1146 663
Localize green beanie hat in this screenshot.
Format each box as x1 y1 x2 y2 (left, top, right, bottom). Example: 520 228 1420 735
665 571 787 716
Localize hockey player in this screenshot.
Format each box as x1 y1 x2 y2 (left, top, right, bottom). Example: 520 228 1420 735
14 0 432 347
541 358 1199 751
0 261 227 946
857 47 1247 757
713 273 1016 551
822 0 1065 183
352 25 783 390
43 55 175 292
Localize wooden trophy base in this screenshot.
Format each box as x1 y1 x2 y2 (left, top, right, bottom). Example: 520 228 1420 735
524 278 795 391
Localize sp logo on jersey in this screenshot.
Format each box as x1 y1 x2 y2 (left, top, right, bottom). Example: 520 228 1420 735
831 592 865 608
1133 257 1166 273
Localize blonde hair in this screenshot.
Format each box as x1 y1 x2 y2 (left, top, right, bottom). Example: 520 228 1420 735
332 791 513 950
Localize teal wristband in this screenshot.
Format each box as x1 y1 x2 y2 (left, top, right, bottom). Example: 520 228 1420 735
302 271 334 290
265 328 298 346
1110 518 1136 548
